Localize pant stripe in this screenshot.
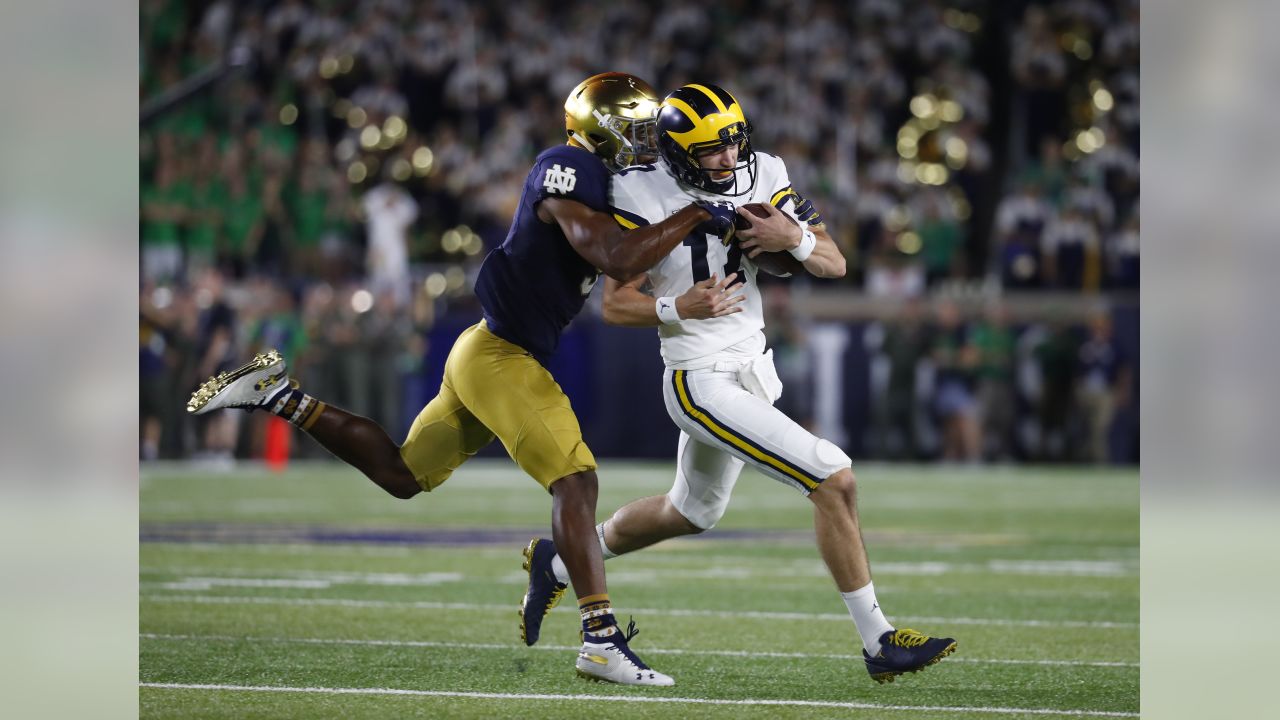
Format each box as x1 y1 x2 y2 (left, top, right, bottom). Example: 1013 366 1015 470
671 370 821 490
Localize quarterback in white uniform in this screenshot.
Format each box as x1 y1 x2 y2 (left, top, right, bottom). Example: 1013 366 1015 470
522 83 956 684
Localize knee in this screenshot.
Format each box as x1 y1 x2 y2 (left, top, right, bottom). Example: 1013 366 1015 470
812 468 857 506
667 494 723 532
387 484 420 500
550 471 599 505
382 470 422 500
672 504 710 535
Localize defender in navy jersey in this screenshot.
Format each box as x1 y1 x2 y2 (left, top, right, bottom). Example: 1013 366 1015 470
473 143 613 364
186 72 740 687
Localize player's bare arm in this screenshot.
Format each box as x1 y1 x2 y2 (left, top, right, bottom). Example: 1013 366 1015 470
538 197 711 281
602 272 746 327
736 202 846 279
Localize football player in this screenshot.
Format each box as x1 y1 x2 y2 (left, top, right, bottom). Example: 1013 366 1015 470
520 83 957 684
186 72 742 687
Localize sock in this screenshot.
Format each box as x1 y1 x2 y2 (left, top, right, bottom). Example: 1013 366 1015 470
550 523 615 585
269 386 327 430
842 582 895 655
596 521 618 560
550 554 570 585
579 594 619 639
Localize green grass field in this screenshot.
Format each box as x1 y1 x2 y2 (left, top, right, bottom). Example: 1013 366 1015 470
140 460 1138 719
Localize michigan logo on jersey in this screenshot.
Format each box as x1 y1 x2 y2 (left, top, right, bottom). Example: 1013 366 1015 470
543 164 578 195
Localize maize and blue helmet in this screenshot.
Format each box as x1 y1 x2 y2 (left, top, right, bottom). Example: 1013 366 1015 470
655 83 757 197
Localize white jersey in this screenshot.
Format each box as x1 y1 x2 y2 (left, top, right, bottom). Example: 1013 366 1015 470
610 152 808 369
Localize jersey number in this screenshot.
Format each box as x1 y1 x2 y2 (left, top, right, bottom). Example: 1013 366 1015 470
682 233 742 283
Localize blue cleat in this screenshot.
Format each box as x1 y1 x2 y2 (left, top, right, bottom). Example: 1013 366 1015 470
519 538 567 646
863 628 957 684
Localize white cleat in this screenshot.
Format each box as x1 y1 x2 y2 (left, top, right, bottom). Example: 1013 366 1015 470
575 631 674 687
186 350 292 415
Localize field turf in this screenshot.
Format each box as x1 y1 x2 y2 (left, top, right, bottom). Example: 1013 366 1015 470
140 460 1138 719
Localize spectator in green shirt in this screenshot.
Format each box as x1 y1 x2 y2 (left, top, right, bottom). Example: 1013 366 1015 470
971 301 1018 461
183 138 226 275
141 154 190 283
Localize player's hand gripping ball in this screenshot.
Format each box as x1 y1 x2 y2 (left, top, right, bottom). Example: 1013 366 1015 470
734 203 804 276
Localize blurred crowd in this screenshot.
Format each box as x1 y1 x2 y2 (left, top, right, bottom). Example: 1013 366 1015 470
861 298 1135 464
140 0 1139 464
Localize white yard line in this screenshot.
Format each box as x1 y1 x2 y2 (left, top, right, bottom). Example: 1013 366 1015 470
139 682 1138 717
140 632 1138 668
140 594 1137 629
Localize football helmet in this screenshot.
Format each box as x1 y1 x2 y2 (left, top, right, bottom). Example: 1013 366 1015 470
656 83 757 196
564 72 661 172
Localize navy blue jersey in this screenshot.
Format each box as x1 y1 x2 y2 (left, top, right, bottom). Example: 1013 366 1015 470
474 145 610 364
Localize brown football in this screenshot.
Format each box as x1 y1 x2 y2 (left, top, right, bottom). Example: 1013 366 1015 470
733 202 796 231
733 203 804 276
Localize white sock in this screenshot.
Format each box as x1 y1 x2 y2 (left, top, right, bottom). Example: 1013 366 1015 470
842 582 895 655
550 554 570 584
550 522 619 585
596 521 618 560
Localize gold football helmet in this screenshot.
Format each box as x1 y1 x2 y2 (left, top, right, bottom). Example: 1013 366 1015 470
564 72 661 172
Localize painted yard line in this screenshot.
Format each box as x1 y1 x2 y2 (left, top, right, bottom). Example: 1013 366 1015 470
145 539 1140 561
140 561 1139 582
136 569 1129 599
139 682 1138 717
141 632 1139 668
140 594 1137 629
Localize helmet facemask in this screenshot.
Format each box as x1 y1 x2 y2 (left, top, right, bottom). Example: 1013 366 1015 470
594 109 659 170
681 121 757 197
563 72 661 173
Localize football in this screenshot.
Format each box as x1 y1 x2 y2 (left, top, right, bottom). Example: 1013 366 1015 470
732 202 792 231
733 203 805 276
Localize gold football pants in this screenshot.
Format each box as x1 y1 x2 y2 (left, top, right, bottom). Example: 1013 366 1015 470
400 320 596 492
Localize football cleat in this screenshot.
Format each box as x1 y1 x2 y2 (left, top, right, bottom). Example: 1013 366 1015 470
575 620 674 687
863 628 957 684
186 349 292 415
519 538 567 646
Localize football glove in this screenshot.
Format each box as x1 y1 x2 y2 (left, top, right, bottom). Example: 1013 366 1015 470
693 200 737 239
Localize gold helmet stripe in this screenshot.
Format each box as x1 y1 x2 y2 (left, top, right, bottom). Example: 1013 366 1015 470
666 106 745 151
685 84 729 114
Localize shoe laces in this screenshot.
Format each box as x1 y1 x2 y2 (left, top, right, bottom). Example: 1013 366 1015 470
588 616 650 670
623 617 640 643
888 628 929 648
544 581 566 611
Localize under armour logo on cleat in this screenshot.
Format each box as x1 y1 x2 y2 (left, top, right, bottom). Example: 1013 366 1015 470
255 372 285 391
871 603 879 612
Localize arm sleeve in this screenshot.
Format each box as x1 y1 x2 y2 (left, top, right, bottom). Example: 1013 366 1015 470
530 146 611 211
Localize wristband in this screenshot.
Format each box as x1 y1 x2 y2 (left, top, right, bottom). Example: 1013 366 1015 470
656 296 681 324
789 227 817 262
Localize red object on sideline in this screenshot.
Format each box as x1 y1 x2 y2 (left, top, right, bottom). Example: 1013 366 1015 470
264 415 291 471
